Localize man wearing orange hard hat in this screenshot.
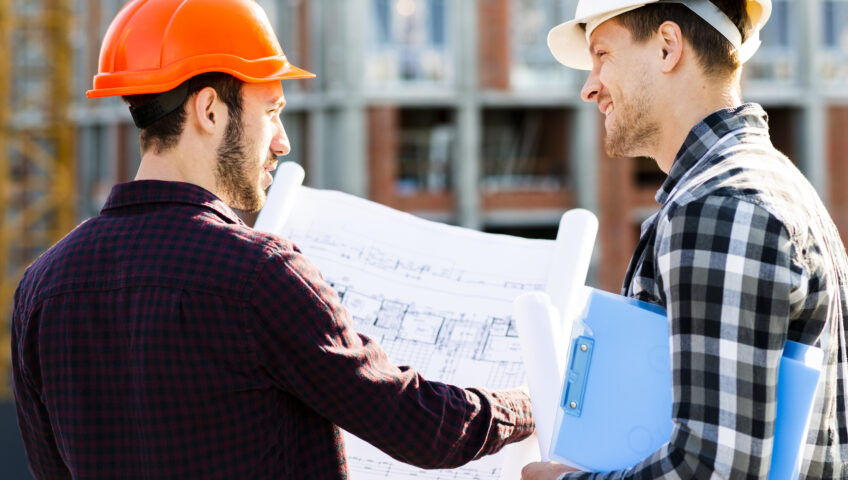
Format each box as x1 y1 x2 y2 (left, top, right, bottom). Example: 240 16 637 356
522 1 848 479
11 1 535 478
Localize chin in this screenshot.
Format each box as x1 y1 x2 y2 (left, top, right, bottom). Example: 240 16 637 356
253 188 268 211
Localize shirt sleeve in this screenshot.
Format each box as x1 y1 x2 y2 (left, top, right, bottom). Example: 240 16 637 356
247 242 534 469
560 196 798 479
12 285 72 480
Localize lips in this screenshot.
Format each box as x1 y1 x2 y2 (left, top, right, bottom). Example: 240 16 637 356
599 99 614 116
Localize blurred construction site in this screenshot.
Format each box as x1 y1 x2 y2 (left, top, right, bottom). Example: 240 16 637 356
1 0 847 477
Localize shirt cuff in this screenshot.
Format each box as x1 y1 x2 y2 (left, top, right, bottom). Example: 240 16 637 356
480 387 536 446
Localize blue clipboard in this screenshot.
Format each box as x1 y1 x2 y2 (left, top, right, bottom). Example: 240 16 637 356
550 288 822 478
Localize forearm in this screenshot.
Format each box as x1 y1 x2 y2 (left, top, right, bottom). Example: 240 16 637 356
305 336 534 469
251 247 534 469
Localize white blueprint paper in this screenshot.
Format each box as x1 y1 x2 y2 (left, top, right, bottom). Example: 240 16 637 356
256 177 554 480
513 210 598 462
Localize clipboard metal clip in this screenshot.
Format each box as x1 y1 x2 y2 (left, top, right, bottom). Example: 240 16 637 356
562 335 594 417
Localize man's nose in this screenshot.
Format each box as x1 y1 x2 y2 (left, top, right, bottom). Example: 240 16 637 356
271 119 291 156
580 69 601 103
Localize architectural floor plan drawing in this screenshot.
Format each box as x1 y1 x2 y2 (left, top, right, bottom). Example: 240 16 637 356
255 169 558 480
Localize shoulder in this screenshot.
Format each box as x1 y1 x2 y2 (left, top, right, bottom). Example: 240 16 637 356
187 219 314 293
654 193 797 296
658 194 789 247
248 230 336 304
16 218 97 310
18 210 307 306
212 220 300 264
664 140 809 237
202 222 340 312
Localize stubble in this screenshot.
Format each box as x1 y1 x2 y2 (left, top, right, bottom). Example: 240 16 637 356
603 74 659 159
215 112 265 213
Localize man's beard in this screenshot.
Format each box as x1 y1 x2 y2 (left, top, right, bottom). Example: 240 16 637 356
603 82 659 159
215 111 265 213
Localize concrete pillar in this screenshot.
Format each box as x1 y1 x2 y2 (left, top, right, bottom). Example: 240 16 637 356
800 0 827 198
455 0 481 229
572 96 599 214
335 0 367 197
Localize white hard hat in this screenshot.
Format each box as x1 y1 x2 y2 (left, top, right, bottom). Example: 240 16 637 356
548 0 772 70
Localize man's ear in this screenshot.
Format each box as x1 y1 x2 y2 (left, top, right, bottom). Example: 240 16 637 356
657 21 683 73
191 87 222 135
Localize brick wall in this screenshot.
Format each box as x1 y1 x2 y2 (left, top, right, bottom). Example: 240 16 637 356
596 124 640 293
828 107 848 245
478 0 510 91
367 105 399 205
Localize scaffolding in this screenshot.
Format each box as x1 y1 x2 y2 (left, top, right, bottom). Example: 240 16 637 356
0 0 76 400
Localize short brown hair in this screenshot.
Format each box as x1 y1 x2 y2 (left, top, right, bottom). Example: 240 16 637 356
123 73 244 154
614 1 751 77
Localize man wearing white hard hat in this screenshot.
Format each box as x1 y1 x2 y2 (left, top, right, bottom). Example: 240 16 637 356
522 1 848 479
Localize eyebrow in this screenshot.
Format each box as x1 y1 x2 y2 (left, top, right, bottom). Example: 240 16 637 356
589 41 605 56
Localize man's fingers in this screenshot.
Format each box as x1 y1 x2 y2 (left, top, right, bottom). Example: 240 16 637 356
521 461 579 479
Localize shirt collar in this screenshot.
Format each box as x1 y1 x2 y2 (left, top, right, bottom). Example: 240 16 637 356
101 180 245 225
656 103 769 205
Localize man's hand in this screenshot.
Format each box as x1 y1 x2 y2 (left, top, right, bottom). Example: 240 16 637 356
521 461 579 479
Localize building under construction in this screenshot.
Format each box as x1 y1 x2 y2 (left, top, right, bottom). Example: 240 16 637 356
1 0 847 474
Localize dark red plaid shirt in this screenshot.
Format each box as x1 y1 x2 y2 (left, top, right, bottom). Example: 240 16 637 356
12 180 533 479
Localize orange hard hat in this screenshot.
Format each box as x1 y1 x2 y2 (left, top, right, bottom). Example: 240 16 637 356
87 0 315 98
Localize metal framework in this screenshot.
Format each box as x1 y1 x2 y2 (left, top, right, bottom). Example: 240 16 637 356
0 0 75 400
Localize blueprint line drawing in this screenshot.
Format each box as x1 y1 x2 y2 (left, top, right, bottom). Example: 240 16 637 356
257 183 556 480
287 225 548 293
331 277 528 391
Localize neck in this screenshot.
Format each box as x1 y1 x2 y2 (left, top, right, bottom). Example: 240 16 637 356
134 138 219 197
652 75 742 173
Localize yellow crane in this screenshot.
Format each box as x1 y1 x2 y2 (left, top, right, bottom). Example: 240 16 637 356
0 0 76 400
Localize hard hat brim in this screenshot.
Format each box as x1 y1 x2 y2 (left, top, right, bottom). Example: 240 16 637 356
547 5 646 71
87 55 315 98
547 19 593 71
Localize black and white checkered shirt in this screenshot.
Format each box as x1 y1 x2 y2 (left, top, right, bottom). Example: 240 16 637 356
563 104 848 479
